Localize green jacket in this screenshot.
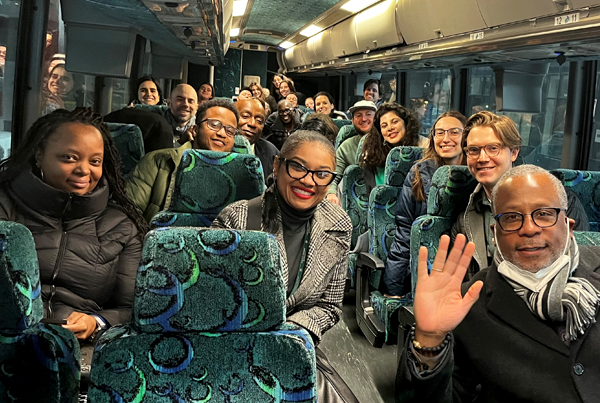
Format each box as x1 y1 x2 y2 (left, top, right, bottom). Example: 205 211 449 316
126 142 192 222
328 134 363 195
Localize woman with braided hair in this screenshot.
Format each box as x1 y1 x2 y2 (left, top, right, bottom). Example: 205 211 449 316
0 108 147 341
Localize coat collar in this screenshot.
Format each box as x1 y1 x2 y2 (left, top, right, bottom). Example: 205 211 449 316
463 183 488 269
9 168 109 220
484 261 600 357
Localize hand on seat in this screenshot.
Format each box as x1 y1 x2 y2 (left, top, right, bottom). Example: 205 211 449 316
414 234 483 347
327 194 340 205
63 311 98 340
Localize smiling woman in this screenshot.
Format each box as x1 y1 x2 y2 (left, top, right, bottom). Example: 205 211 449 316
0 108 147 341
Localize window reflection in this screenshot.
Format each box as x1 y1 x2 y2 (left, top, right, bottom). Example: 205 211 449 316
406 70 452 135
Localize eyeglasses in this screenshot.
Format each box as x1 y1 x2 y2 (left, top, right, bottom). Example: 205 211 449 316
279 108 294 115
464 143 503 159
200 118 238 138
495 207 566 232
434 128 463 138
278 157 337 186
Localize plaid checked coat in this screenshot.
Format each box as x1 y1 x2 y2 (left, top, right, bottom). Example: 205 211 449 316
213 195 352 344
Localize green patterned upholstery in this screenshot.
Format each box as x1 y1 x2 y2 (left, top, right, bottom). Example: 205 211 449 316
0 222 80 403
574 231 600 246
232 134 252 154
106 123 145 178
132 104 168 114
89 228 317 402
355 147 423 345
551 169 600 231
334 124 356 149
342 165 367 250
134 228 285 333
151 150 266 228
411 165 477 294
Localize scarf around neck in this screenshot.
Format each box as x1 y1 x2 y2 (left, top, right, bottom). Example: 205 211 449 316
495 235 600 342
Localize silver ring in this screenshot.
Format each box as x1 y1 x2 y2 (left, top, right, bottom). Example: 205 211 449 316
432 268 443 272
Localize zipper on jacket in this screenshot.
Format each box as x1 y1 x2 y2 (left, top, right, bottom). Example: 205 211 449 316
48 194 73 317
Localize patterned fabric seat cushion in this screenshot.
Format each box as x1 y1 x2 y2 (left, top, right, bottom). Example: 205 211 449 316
334 124 357 148
152 150 265 228
134 228 286 333
574 231 600 246
369 291 412 344
385 147 423 187
106 123 145 178
427 165 477 217
552 169 600 231
232 134 252 154
342 165 368 248
333 119 353 133
0 222 42 332
89 324 316 403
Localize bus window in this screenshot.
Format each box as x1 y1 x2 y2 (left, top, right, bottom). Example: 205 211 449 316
406 69 452 135
111 78 130 111
587 65 600 170
380 72 396 104
466 65 570 170
41 0 95 116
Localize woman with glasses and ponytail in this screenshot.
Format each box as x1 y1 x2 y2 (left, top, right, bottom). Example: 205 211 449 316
213 130 359 403
382 110 467 297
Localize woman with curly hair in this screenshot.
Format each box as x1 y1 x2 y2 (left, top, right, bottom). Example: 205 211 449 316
359 103 429 192
383 110 467 296
0 108 147 341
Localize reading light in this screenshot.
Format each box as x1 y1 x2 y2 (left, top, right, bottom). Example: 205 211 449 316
280 41 294 49
299 25 322 37
341 0 379 13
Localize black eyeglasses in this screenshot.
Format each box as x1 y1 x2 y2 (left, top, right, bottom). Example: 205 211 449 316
495 207 566 232
279 108 294 116
434 128 463 138
463 143 504 159
278 157 337 186
200 118 238 138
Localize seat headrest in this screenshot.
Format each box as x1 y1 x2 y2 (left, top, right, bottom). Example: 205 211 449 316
385 146 423 187
169 150 266 215
0 222 42 333
232 135 251 154
552 169 600 230
133 228 286 333
427 165 477 217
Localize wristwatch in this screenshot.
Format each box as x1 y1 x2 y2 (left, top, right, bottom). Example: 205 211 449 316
87 315 107 343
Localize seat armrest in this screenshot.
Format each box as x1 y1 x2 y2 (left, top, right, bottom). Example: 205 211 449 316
356 252 385 271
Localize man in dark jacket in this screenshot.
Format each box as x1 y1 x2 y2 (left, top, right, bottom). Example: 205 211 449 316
397 165 600 403
104 107 173 153
235 98 279 180
263 99 302 150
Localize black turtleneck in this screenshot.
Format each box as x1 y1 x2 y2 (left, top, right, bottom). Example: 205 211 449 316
275 187 316 295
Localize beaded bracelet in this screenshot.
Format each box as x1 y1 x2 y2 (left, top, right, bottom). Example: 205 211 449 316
410 326 451 353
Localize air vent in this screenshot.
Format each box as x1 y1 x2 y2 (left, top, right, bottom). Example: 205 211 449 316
553 0 573 11
249 44 259 50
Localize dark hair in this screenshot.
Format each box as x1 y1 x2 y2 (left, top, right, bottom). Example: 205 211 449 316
280 80 296 93
361 103 421 168
301 113 339 144
196 98 240 123
363 79 383 99
263 130 335 233
133 76 163 104
314 91 334 105
240 86 253 95
198 82 215 101
411 110 467 202
0 108 148 237
286 92 298 97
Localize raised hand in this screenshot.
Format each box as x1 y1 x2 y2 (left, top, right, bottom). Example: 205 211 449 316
326 193 340 205
414 234 484 347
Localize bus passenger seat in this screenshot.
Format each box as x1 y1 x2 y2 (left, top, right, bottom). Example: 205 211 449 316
354 146 423 347
150 149 266 228
334 123 356 149
0 221 80 403
106 123 145 178
232 133 252 154
551 169 600 232
88 228 317 402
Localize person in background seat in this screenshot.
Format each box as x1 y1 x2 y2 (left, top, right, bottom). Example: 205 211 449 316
383 110 467 297
363 78 383 106
197 82 214 106
129 76 165 106
305 96 315 111
126 98 239 222
286 92 299 108
0 108 146 341
326 100 377 205
250 81 277 113
452 111 588 279
315 91 348 120
301 112 340 144
397 165 600 402
263 99 302 150
238 87 254 101
235 98 279 180
163 83 199 147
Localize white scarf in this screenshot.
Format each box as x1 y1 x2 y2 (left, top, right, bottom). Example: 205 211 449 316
495 226 600 342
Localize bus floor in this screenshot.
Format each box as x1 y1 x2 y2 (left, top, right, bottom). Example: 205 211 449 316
319 289 397 403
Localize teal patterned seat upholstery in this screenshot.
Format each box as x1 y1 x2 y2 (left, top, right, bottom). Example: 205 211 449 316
89 228 317 403
106 123 145 178
551 169 600 231
232 134 252 154
574 231 600 246
333 119 352 132
0 222 80 403
150 149 266 228
354 147 423 346
334 124 357 149
132 104 168 114
409 165 477 294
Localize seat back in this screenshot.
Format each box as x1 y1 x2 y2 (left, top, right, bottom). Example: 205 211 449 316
551 169 600 231
0 222 80 403
334 124 357 148
89 228 316 402
574 231 600 246
106 122 145 178
333 119 352 131
410 165 477 293
151 149 266 228
367 147 423 287
132 103 168 115
232 134 252 154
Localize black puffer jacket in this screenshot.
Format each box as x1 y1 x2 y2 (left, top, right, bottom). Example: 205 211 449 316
0 169 142 326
